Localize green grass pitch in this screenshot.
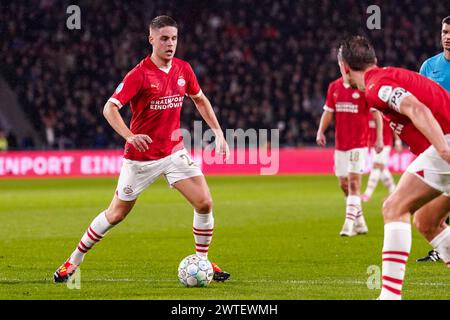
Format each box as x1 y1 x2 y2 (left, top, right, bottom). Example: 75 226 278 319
0 175 448 300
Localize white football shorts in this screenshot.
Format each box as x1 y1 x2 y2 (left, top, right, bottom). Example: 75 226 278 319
116 148 203 201
334 148 368 177
372 146 391 166
407 134 450 196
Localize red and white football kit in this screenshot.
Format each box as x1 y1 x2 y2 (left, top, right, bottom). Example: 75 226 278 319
324 77 371 177
364 66 450 301
108 56 204 201
365 66 450 194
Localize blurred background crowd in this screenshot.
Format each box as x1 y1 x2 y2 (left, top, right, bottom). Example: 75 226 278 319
1 0 448 150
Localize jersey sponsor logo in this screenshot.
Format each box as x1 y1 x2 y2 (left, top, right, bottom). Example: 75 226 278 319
149 94 185 110
177 77 186 87
388 88 411 112
378 85 393 102
352 92 361 99
115 82 124 94
335 102 358 113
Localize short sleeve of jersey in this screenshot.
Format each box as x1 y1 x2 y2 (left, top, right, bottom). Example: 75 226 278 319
366 77 412 113
419 59 431 77
323 83 335 112
185 63 202 98
108 68 143 109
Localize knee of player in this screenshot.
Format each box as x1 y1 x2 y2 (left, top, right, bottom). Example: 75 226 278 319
382 195 401 220
413 214 434 237
194 197 213 214
348 179 360 193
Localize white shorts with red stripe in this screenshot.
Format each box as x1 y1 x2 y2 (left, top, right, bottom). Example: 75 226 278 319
334 148 368 177
406 134 450 196
116 148 203 201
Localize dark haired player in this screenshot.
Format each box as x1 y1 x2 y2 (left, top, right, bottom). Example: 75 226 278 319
54 16 230 282
339 35 450 300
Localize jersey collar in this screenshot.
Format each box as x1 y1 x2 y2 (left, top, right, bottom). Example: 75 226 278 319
144 56 173 74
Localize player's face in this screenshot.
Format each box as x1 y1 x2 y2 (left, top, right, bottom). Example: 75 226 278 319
442 23 450 51
149 26 178 61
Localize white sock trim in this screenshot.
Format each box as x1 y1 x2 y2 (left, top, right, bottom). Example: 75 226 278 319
194 210 213 223
430 227 450 248
384 222 411 232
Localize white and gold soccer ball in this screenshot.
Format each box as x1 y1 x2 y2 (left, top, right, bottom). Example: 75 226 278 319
178 254 214 287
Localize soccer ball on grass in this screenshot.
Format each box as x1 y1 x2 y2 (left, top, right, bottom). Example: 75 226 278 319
178 254 214 287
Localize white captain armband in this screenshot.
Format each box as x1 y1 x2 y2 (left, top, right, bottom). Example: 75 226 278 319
379 86 412 113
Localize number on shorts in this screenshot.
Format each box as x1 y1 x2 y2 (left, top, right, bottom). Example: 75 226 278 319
350 151 360 162
180 154 195 166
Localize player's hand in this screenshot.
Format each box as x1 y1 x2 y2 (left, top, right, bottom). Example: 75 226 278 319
394 139 403 152
439 148 450 165
316 132 326 146
215 133 230 161
126 134 152 152
374 140 384 154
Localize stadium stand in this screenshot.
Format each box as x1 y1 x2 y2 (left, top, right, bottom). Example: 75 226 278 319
1 0 448 149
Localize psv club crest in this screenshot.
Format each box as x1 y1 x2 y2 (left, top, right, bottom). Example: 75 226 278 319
177 77 186 87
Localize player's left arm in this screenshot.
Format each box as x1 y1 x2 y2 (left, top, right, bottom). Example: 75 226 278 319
398 94 450 162
191 93 230 160
371 109 384 153
393 133 402 152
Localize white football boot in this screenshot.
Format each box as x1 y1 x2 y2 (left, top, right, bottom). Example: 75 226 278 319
354 214 369 235
340 219 357 237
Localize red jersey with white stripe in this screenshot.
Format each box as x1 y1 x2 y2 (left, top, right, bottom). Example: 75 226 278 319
324 77 371 151
109 56 202 161
368 115 393 147
364 66 450 155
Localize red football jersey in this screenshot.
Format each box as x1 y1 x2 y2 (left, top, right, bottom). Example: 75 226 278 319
108 56 202 161
368 115 393 147
364 67 450 155
324 77 371 151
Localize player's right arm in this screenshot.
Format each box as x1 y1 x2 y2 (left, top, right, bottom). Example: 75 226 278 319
316 110 333 146
316 83 335 146
397 94 450 163
104 68 152 152
103 102 151 152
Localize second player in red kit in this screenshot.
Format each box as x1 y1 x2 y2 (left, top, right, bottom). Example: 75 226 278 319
317 57 383 237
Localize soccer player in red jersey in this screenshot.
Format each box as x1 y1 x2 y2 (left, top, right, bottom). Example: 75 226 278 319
317 57 384 237
54 16 230 282
362 116 402 202
339 36 450 300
